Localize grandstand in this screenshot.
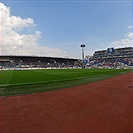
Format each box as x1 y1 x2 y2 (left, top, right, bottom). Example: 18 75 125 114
0 47 132 70
88 47 133 68
0 55 78 70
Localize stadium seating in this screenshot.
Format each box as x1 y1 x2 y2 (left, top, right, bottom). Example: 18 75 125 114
88 47 133 68
0 56 77 70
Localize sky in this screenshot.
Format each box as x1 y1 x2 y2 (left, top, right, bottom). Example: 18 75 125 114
0 0 132 59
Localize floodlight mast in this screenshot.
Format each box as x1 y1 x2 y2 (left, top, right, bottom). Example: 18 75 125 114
80 43 85 60
80 43 85 68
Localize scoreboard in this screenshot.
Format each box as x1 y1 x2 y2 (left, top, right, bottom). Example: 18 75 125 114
107 48 115 53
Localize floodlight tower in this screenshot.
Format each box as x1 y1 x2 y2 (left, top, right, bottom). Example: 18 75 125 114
80 43 85 68
80 43 85 60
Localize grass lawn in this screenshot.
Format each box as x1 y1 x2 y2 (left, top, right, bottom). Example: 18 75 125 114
0 68 131 96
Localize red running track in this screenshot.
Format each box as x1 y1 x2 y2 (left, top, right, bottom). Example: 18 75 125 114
0 72 133 133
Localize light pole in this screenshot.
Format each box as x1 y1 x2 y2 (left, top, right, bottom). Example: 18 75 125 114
80 43 85 68
80 43 85 60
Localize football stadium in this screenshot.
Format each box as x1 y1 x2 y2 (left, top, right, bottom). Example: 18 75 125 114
0 1 132 133
0 46 132 96
0 47 133 133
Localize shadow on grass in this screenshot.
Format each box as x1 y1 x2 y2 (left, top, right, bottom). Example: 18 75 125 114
0 73 124 97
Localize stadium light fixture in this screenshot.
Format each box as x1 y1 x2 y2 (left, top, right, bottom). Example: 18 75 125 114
80 43 85 68
80 43 85 60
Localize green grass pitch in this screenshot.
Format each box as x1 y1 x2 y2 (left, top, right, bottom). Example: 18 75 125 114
0 68 131 96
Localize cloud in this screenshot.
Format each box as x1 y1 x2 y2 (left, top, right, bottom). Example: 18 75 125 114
108 26 133 48
127 32 133 39
0 2 67 57
86 26 133 56
128 25 133 30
